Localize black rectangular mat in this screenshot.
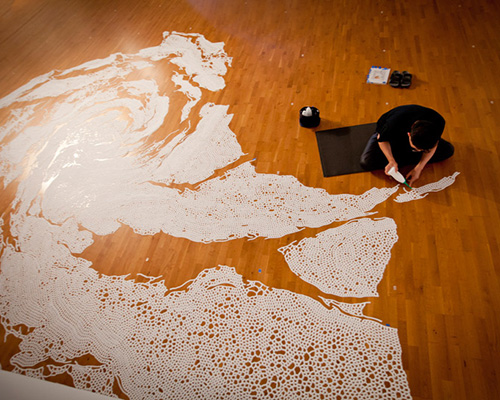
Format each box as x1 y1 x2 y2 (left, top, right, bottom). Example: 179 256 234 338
315 123 377 177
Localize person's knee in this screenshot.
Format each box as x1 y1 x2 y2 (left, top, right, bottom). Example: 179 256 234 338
441 141 454 159
447 142 455 158
360 154 383 171
431 140 454 163
359 154 371 171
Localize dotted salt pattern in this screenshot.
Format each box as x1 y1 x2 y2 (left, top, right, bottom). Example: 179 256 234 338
112 162 399 241
394 172 460 203
0 229 411 399
279 218 398 297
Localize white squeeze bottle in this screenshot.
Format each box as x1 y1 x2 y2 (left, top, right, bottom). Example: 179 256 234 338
388 167 412 189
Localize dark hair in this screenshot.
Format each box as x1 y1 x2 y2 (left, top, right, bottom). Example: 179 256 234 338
410 120 440 150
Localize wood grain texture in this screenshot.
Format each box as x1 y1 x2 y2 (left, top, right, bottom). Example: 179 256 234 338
1 0 500 399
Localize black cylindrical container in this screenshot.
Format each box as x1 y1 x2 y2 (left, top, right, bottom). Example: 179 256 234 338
299 106 320 128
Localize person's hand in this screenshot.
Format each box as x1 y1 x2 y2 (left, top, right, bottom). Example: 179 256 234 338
384 161 398 175
406 167 422 186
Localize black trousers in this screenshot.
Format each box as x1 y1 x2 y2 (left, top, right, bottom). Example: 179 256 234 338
359 132 455 171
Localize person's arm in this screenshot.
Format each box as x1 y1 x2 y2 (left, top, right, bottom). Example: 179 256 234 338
406 144 438 185
377 137 398 174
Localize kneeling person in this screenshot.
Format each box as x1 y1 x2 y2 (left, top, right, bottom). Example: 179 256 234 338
360 104 454 185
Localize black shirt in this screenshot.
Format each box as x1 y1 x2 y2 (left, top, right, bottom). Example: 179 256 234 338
376 105 445 154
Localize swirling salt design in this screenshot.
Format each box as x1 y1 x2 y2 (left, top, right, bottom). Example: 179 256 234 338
0 32 412 399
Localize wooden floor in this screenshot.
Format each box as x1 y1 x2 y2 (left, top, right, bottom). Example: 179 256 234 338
1 0 500 399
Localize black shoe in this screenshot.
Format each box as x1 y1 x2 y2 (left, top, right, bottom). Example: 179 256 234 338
389 70 402 88
401 71 412 88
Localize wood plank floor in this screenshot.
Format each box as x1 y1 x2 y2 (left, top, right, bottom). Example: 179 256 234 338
1 0 500 399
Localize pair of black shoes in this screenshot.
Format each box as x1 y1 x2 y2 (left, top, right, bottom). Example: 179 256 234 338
389 71 412 88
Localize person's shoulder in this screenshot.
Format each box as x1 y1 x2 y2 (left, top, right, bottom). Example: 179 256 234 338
415 105 445 132
409 104 442 116
397 104 444 121
396 104 431 113
420 105 445 123
386 104 422 116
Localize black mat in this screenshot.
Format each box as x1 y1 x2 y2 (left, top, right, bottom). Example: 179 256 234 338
315 123 377 177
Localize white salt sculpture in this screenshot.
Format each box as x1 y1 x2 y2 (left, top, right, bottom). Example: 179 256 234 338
279 218 398 297
394 172 460 203
0 31 413 400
